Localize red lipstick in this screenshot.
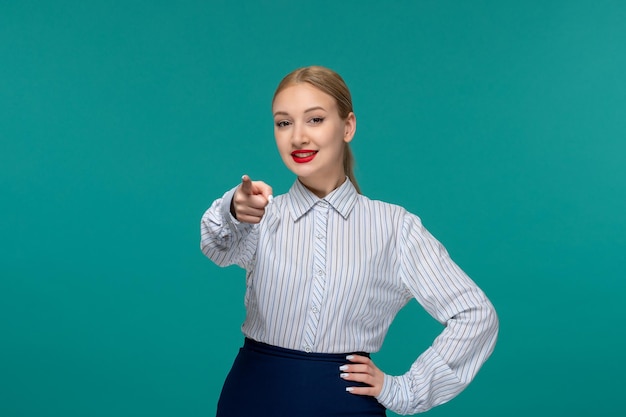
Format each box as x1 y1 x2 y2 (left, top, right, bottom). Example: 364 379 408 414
291 149 318 164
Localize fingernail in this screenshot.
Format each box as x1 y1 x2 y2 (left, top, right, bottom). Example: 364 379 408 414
340 373 349 378
268 195 274 204
346 387 354 392
339 365 349 371
346 355 354 360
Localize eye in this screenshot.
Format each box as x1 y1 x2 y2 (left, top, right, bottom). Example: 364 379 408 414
276 120 291 128
309 117 324 125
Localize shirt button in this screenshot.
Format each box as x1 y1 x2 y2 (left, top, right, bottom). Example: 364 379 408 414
304 345 312 353
312 306 319 314
317 269 323 276
316 234 323 239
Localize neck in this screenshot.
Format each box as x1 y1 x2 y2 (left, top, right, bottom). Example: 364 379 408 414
299 175 346 198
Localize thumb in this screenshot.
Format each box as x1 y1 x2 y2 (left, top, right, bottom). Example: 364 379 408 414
258 183 273 200
250 181 273 205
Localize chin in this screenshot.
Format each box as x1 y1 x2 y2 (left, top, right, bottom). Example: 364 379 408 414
285 163 312 177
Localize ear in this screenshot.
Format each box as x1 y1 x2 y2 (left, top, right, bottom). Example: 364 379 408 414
343 112 356 143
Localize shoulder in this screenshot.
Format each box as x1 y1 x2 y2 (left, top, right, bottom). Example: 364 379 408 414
354 193 423 227
355 193 414 218
356 194 428 235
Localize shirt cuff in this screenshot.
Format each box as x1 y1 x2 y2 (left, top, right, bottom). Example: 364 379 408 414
376 373 405 412
219 185 248 230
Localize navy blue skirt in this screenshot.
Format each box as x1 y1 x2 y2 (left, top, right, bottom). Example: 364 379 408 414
216 338 387 417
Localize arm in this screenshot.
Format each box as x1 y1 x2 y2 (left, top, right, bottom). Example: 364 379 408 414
199 175 273 269
377 213 498 415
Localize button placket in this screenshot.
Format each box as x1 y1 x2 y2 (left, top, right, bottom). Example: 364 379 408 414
302 201 328 352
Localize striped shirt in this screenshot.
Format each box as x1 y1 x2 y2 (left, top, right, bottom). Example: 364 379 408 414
200 178 498 414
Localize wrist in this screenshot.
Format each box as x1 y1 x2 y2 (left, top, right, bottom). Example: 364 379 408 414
229 197 237 219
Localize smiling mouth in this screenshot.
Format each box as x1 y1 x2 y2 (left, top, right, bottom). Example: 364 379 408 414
291 150 318 163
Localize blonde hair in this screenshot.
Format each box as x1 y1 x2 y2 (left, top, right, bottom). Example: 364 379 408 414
272 66 360 193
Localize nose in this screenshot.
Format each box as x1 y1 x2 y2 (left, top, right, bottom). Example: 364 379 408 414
291 122 309 147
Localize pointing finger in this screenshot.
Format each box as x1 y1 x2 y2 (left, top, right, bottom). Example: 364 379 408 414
240 175 253 195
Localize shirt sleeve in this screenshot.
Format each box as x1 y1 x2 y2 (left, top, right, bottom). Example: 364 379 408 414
376 212 499 415
199 185 258 270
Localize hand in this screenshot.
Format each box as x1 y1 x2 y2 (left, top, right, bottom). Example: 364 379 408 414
231 175 273 224
340 354 385 397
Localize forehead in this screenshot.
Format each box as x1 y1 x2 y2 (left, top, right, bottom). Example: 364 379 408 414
272 83 337 113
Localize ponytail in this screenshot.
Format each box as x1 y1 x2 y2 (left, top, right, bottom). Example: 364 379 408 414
344 144 360 193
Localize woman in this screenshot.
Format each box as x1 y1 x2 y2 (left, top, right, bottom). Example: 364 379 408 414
200 66 498 416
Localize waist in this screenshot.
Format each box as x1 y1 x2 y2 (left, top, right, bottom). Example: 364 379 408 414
243 338 370 362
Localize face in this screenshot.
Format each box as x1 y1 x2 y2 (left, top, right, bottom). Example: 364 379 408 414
272 83 356 197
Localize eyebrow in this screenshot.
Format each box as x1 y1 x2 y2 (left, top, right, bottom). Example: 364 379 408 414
273 106 327 117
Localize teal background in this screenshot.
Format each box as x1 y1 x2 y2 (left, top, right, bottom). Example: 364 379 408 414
2 1 625 416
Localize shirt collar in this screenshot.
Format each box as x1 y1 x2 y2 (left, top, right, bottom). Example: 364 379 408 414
287 178 358 221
